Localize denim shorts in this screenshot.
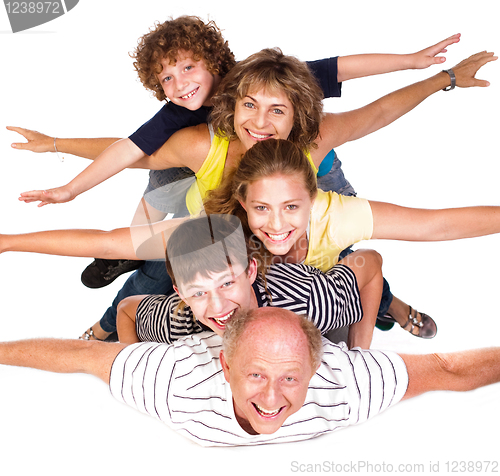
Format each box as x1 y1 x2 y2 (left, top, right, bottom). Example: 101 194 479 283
317 151 356 197
143 167 195 216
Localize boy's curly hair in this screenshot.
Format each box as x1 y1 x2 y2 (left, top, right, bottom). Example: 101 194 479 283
131 16 236 102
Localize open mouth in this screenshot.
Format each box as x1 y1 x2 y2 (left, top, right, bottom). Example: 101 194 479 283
210 308 237 329
246 129 273 140
252 403 284 418
264 230 293 243
180 87 199 100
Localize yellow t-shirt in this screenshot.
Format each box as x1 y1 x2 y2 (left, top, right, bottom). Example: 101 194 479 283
185 131 318 216
305 191 374 272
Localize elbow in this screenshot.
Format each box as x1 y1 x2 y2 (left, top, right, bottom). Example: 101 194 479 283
98 231 120 260
430 353 472 392
90 229 135 261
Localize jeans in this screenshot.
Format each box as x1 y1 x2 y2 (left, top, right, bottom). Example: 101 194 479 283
317 150 356 196
143 167 195 215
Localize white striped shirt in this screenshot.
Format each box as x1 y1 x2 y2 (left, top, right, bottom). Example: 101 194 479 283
135 263 362 343
110 332 408 447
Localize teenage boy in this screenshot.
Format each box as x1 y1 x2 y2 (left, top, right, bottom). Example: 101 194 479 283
116 214 382 349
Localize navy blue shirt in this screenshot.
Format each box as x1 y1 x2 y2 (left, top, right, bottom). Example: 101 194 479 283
129 57 341 156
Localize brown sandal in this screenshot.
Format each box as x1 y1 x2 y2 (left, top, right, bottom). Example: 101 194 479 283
401 306 437 339
378 306 437 339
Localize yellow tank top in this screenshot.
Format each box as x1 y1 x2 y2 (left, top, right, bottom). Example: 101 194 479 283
186 129 318 215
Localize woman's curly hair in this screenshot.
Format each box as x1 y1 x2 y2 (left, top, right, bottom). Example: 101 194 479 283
131 16 236 102
210 48 324 151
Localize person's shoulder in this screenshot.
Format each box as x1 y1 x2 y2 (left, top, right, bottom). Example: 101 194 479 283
171 122 210 143
159 102 211 123
137 293 181 315
267 262 321 280
172 332 223 358
170 123 212 164
119 332 221 361
314 190 365 212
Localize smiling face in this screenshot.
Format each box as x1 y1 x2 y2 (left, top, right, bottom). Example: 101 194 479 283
175 260 258 335
157 49 220 110
240 173 315 258
220 308 315 435
234 87 295 151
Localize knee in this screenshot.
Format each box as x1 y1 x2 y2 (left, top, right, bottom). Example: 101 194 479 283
349 248 382 262
369 249 383 268
430 352 466 391
116 296 135 324
432 352 455 375
358 249 383 269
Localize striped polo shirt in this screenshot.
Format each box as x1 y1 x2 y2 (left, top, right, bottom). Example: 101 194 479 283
110 333 408 447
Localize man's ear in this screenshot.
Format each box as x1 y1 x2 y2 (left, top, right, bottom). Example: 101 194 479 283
220 350 231 383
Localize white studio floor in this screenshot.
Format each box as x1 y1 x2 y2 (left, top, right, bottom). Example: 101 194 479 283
1 1 499 475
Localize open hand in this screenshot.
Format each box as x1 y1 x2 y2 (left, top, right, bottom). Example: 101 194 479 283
19 186 74 207
410 33 462 69
7 126 54 153
452 50 498 88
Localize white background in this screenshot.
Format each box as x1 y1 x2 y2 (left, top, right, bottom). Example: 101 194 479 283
0 1 499 474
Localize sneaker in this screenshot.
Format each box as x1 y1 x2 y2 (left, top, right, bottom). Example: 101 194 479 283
81 258 145 289
375 315 395 331
104 331 119 342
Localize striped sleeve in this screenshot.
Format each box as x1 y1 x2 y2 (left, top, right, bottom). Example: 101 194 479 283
135 294 203 343
317 340 409 426
259 263 362 333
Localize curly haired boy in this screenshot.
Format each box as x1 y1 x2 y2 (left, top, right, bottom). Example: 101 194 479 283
133 16 235 104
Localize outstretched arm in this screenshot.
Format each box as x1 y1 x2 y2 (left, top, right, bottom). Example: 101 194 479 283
19 138 146 207
337 33 461 82
401 347 500 399
0 338 127 383
369 201 500 241
7 126 119 160
0 217 187 261
313 50 497 164
16 125 210 207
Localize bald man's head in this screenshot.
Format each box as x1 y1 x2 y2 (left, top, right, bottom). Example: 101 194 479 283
220 307 322 435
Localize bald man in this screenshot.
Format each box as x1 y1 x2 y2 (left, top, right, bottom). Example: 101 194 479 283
1 307 499 446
